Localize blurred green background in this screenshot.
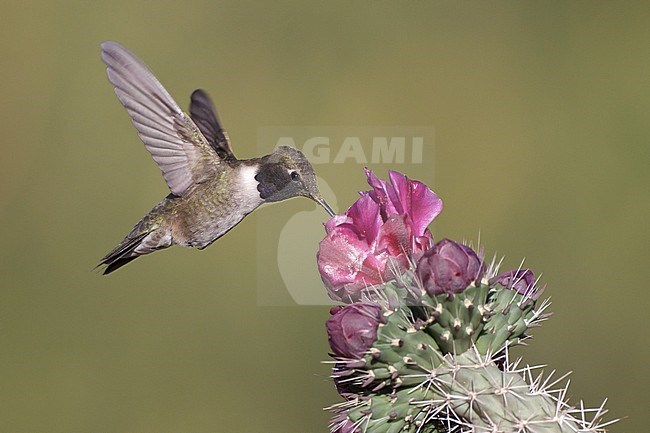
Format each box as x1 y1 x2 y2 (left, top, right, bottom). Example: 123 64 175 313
1 1 648 432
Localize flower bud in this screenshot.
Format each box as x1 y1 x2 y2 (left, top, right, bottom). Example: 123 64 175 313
417 239 484 296
326 303 383 359
494 269 535 294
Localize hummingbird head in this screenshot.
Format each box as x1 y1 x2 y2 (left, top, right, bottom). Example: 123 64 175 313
255 146 335 216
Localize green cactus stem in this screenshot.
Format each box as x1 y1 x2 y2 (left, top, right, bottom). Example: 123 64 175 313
329 346 614 433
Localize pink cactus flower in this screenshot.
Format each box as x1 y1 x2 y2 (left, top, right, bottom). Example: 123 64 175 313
318 169 443 302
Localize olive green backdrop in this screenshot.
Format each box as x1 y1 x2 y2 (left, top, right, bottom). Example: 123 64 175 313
1 1 647 432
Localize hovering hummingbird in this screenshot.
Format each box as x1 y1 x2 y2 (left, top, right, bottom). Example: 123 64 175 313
98 41 334 274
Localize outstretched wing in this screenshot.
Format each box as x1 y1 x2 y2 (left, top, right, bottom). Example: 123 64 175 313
189 89 235 160
100 41 220 196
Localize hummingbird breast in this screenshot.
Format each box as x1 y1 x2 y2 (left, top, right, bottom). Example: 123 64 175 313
169 165 263 249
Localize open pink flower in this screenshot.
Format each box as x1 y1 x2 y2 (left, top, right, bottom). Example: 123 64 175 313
318 169 443 302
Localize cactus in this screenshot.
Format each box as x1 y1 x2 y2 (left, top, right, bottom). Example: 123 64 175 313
318 170 616 433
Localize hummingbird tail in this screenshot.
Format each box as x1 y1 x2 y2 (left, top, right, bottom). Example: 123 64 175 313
102 256 139 275
98 231 150 275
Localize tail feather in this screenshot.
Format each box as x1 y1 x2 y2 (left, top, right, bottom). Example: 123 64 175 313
98 232 150 275
103 256 139 275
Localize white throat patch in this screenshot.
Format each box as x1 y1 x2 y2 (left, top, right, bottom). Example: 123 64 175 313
238 164 263 204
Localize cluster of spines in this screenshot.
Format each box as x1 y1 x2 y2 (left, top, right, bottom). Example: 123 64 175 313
329 346 616 433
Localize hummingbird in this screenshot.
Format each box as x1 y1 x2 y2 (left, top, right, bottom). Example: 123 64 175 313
97 41 334 274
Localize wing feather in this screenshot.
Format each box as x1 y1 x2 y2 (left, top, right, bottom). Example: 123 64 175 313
189 89 235 160
101 41 220 196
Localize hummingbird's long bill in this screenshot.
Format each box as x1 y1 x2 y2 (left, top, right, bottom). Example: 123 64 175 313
314 196 336 217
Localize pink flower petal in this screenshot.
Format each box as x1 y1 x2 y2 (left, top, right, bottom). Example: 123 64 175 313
346 193 382 244
324 214 351 234
364 168 397 217
318 230 371 292
375 214 410 258
388 170 443 236
386 170 408 215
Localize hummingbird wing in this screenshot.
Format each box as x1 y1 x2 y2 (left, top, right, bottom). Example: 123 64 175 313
100 41 220 197
189 89 235 161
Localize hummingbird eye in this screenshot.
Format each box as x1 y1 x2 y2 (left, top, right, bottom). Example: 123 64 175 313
290 171 300 180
